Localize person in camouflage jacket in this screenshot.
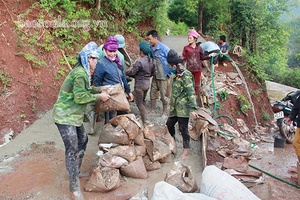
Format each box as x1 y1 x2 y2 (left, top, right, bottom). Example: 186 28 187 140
166 49 198 159
52 42 109 200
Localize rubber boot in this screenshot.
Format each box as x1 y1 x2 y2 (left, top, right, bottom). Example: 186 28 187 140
297 161 300 185
150 99 156 114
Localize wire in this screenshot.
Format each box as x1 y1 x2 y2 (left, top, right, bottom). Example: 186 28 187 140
210 54 300 189
214 114 234 126
249 164 300 189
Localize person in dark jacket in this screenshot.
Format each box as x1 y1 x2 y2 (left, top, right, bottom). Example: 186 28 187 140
93 36 134 124
286 96 300 180
52 42 109 200
166 49 199 159
126 41 155 124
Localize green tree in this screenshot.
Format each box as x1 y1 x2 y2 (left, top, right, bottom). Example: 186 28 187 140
168 0 198 28
286 15 300 68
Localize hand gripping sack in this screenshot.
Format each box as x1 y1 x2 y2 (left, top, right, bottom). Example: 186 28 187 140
95 83 130 113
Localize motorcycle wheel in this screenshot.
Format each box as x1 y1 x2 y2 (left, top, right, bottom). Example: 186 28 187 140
277 118 295 143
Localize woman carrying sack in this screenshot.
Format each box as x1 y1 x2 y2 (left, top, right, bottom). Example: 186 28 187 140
93 36 134 124
52 42 110 200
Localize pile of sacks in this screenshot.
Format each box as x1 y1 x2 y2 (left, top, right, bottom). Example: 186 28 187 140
84 114 177 192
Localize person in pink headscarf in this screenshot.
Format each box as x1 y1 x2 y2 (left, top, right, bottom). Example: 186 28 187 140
182 29 216 104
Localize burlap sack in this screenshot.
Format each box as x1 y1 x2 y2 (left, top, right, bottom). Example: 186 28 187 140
109 114 141 140
120 156 148 179
84 166 120 192
94 83 130 113
143 125 156 141
158 154 172 163
135 145 147 157
189 117 209 141
154 125 177 155
108 145 136 162
143 154 161 171
98 153 128 168
144 139 171 162
98 124 130 145
133 129 145 146
152 124 169 137
165 162 199 193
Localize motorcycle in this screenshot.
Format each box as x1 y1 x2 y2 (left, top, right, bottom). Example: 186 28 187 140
272 90 300 143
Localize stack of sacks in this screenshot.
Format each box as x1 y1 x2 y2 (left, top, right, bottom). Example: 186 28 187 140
97 114 177 179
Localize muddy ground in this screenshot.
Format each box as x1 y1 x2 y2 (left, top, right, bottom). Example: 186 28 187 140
0 36 300 200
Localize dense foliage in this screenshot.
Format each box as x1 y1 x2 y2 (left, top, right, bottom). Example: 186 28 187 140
12 0 300 88
14 0 165 68
167 0 300 88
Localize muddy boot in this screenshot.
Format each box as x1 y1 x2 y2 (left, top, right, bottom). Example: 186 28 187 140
150 99 156 114
297 162 300 185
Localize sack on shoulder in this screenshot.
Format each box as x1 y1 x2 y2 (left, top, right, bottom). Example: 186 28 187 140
95 83 130 113
153 57 166 80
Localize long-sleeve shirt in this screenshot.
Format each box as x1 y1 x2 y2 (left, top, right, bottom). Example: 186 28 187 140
182 44 210 72
52 63 101 126
152 41 171 79
169 69 198 118
93 56 131 94
126 56 155 90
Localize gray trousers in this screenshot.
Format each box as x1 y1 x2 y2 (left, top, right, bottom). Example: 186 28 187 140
55 123 88 192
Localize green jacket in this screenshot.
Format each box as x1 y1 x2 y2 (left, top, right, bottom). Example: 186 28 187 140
52 64 101 126
169 69 197 118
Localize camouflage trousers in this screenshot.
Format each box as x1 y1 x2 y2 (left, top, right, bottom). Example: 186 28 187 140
55 123 88 192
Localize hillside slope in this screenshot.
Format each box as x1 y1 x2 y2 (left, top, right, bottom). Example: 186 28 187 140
0 0 143 145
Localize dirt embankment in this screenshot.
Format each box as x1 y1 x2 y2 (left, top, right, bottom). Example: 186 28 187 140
0 0 143 146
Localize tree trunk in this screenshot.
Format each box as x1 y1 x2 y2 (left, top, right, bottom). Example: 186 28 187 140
241 27 247 49
198 0 203 33
96 0 101 10
249 29 256 53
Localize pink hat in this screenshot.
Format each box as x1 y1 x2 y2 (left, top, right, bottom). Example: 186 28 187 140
188 29 200 38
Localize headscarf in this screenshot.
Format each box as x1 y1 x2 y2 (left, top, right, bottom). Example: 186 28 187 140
139 40 152 59
188 29 200 38
103 36 122 67
103 36 119 51
167 49 183 66
78 41 100 85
